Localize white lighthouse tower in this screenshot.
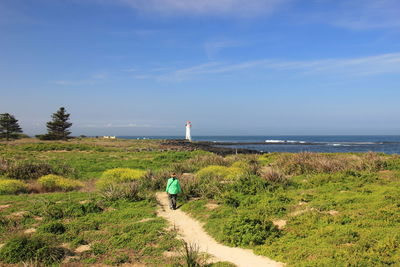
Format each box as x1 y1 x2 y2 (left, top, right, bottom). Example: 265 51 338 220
185 121 192 142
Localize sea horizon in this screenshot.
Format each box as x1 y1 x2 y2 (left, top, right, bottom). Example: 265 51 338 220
116 135 400 154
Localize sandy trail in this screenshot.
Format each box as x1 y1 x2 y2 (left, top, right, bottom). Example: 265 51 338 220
156 192 284 267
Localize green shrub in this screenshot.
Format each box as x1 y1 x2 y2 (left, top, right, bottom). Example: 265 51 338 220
91 242 108 255
38 174 84 192
39 222 66 234
196 165 246 181
171 153 227 173
230 175 270 195
96 168 145 190
33 199 103 219
0 179 27 194
0 235 65 265
222 214 279 246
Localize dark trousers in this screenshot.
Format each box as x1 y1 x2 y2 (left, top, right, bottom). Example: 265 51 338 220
168 194 177 210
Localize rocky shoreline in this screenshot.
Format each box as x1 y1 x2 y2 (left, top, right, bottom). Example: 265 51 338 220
160 139 261 156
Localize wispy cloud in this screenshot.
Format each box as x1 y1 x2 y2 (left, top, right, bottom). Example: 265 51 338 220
50 80 96 86
102 0 290 18
155 52 400 81
51 72 109 86
77 123 176 128
204 40 248 58
322 0 400 30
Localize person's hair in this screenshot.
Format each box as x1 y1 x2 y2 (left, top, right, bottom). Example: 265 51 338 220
171 173 176 177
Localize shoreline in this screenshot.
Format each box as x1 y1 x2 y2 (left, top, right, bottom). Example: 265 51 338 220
160 139 261 155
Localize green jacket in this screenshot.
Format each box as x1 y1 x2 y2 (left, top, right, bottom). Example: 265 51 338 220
166 177 182 194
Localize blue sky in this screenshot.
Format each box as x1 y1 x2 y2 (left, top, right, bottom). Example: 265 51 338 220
1 0 400 136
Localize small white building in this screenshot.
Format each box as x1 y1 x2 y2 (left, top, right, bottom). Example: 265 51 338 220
103 136 116 139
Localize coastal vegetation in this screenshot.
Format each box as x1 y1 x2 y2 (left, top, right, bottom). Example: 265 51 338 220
0 138 400 266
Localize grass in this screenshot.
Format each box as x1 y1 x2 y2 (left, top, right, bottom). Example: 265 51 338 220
181 155 400 266
1 138 201 180
2 139 400 266
0 191 182 266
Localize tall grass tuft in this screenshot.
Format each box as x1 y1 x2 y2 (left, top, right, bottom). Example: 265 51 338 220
99 181 140 201
274 152 387 175
258 167 288 184
180 240 205 267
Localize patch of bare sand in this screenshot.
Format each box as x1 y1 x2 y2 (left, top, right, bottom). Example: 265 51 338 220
327 210 339 216
24 228 37 234
205 203 219 210
137 218 154 223
75 245 91 253
10 211 28 217
272 220 287 230
156 192 284 267
0 204 11 210
163 250 180 257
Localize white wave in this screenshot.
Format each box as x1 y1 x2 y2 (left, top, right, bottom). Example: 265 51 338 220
265 140 307 144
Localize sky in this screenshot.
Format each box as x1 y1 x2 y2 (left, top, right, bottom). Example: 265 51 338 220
1 0 400 136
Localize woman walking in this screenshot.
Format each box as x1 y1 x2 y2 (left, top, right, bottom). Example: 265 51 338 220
166 173 182 210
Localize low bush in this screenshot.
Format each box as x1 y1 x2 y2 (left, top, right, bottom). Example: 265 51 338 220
99 181 140 201
33 199 103 219
0 235 65 265
6 161 53 180
140 169 170 191
274 152 387 175
230 160 260 175
258 167 289 184
96 168 146 190
39 222 66 234
179 173 202 199
230 175 270 195
0 179 27 194
3 160 77 180
196 165 246 181
38 174 84 192
171 153 227 173
222 214 279 246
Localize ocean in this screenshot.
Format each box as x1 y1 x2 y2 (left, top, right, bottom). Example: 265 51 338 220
119 136 400 154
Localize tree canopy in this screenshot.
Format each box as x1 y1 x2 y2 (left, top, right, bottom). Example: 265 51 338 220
0 113 23 141
45 107 72 140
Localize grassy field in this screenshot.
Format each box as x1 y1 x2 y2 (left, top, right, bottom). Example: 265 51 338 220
1 138 400 266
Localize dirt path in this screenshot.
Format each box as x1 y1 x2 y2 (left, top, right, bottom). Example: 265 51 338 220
156 192 284 267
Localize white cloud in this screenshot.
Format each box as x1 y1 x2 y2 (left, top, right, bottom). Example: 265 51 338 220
156 52 400 81
105 0 289 17
77 123 175 128
204 40 247 58
326 0 400 30
50 80 96 86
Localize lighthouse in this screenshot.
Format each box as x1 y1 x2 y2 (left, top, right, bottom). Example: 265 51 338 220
185 121 192 142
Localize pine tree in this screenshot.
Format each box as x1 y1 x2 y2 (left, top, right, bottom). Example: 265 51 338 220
46 107 72 140
0 113 23 141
